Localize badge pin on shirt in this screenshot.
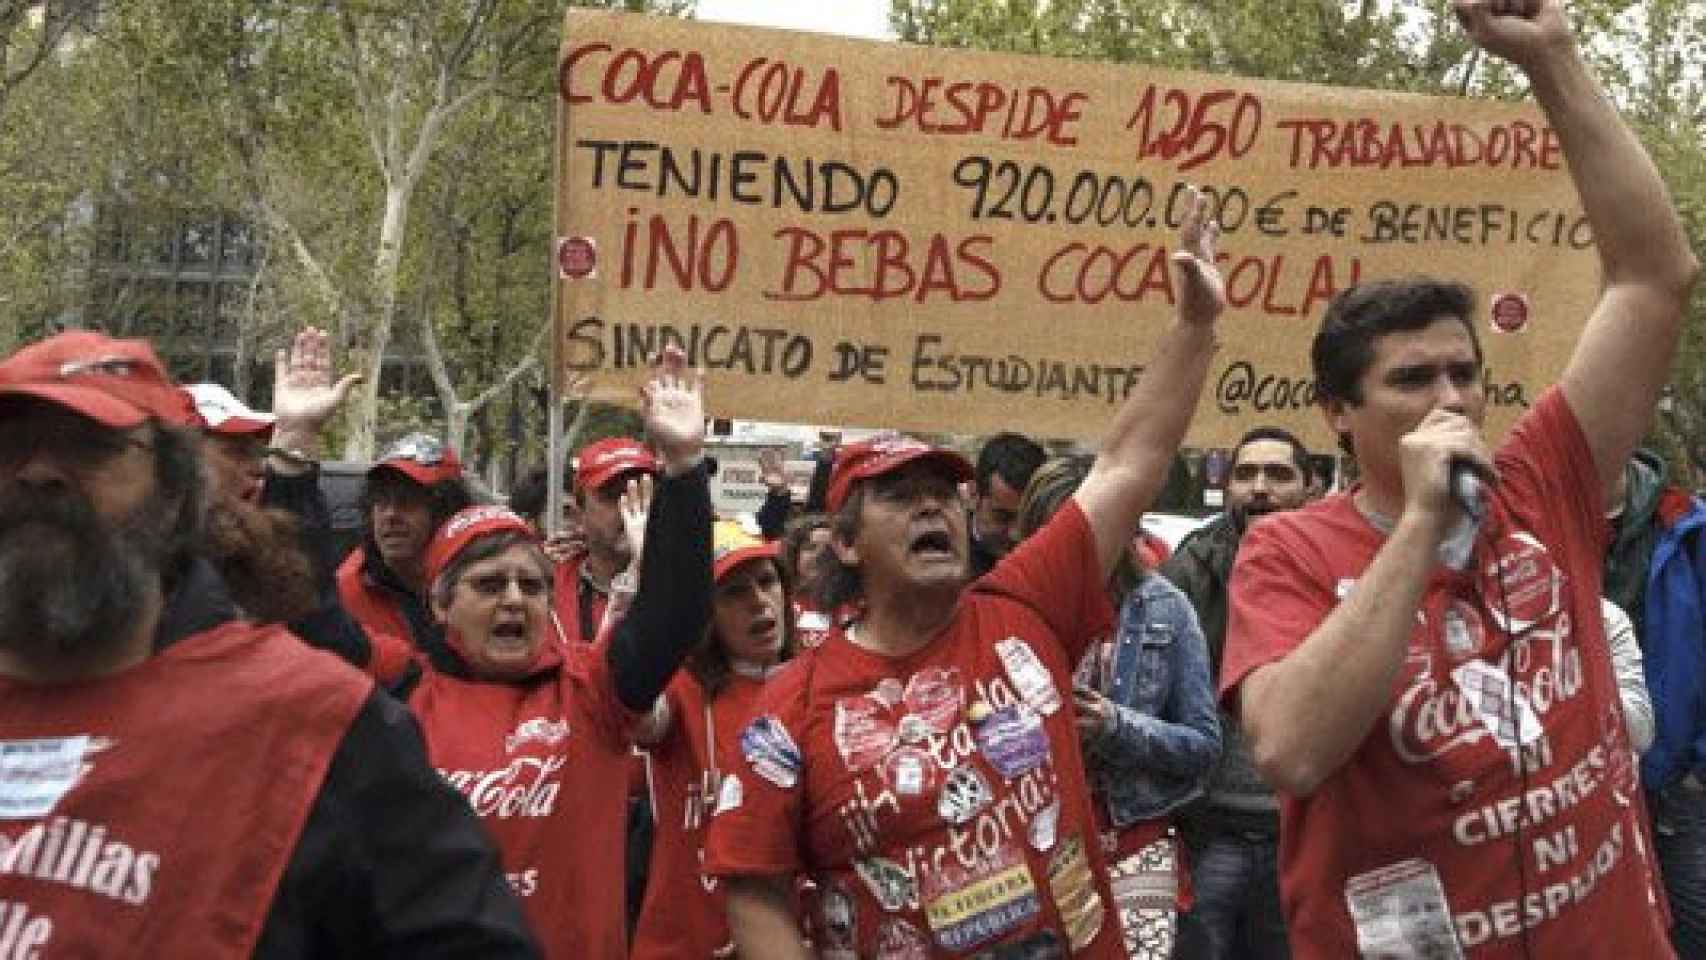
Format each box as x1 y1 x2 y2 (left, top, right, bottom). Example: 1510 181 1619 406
740 714 803 789
855 856 917 913
937 764 993 825
996 636 1061 716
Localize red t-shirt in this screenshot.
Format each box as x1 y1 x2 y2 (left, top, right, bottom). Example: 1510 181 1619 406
1221 386 1671 958
410 641 634 959
632 671 768 960
0 624 369 958
704 503 1126 958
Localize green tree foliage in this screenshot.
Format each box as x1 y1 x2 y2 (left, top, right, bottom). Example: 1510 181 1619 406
894 0 1706 485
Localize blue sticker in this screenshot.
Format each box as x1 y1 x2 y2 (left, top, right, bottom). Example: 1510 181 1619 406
974 704 1050 780
740 714 802 789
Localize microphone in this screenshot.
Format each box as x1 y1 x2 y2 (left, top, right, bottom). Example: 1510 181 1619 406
1449 455 1486 522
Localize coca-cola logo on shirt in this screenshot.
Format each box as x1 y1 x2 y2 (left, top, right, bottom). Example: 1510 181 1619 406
1479 532 1564 633
1390 611 1583 764
439 755 566 818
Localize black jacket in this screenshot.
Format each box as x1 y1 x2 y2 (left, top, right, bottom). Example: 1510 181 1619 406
156 559 542 958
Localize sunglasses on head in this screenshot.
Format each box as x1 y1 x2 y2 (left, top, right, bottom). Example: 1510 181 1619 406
382 434 446 466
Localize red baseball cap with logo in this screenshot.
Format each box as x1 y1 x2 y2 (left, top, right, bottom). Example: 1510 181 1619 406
713 519 780 583
573 437 658 494
0 331 197 428
824 435 973 513
423 505 538 588
370 433 464 487
184 382 276 438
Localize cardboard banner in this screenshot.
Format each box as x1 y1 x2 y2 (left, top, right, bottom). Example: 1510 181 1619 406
554 10 1595 448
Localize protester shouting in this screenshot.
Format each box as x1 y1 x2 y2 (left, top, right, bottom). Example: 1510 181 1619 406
1219 2 1699 955
705 189 1226 959
399 347 712 958
631 519 797 959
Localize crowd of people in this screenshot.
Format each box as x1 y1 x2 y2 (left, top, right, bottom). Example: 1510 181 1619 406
2 2 1705 958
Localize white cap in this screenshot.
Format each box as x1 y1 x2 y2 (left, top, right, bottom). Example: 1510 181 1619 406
184 382 275 436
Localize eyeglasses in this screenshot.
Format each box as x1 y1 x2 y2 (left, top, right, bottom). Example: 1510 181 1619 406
0 412 153 473
462 571 549 598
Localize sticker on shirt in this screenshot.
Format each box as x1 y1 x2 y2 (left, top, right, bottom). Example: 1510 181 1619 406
836 694 901 774
1046 835 1106 950
1027 798 1060 853
880 745 940 798
997 637 1062 716
713 773 743 815
0 736 104 820
1479 532 1564 633
923 844 1041 953
938 764 993 825
902 666 965 737
1449 659 1543 749
1440 599 1487 662
855 856 917 913
974 703 1051 780
875 917 931 960
740 715 803 789
1344 858 1465 959
818 881 859 957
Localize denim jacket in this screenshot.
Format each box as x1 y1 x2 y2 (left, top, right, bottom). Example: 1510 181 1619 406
1082 573 1222 827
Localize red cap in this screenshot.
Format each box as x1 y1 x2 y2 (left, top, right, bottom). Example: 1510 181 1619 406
423 505 537 587
0 331 197 428
573 437 658 494
824 435 973 513
370 433 463 487
713 519 780 583
184 382 276 438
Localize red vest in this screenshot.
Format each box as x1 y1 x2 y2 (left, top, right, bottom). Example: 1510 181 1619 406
336 547 418 684
410 644 634 959
0 623 371 958
550 553 608 648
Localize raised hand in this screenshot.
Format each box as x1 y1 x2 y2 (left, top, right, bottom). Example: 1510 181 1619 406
1171 186 1226 328
1452 0 1571 68
640 345 706 474
272 327 362 447
619 472 654 570
758 448 788 492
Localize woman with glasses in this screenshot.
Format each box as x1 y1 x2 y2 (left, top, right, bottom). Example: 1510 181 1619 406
396 349 713 959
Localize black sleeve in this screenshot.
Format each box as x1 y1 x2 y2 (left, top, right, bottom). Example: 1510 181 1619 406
755 487 792 541
262 465 339 594
804 451 834 514
254 690 542 959
264 465 377 670
607 462 714 713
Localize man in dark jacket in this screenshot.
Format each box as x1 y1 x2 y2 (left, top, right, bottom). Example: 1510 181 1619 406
968 431 1047 577
336 432 475 679
1605 449 1706 957
0 330 538 957
1162 425 1312 960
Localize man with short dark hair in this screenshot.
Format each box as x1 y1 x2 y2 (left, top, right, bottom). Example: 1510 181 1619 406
706 194 1227 958
336 433 474 680
0 331 537 957
1220 4 1698 955
559 437 659 645
969 431 1048 576
1164 426 1312 960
